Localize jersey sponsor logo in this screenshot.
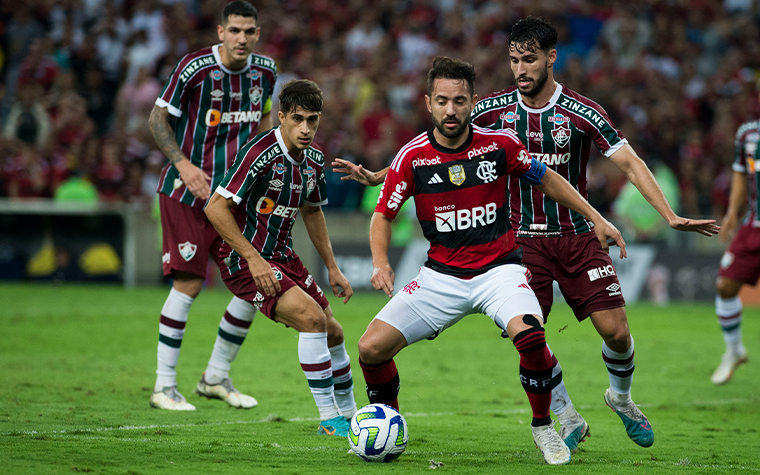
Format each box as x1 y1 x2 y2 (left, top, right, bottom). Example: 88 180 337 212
517 149 531 166
253 56 277 71
428 173 443 184
533 152 571 165
500 111 520 123
247 71 259 79
402 280 420 294
386 181 407 211
476 160 498 183
435 203 497 232
271 267 283 280
587 265 616 282
559 97 609 129
528 131 544 141
230 91 243 101
467 142 500 159
551 126 571 148
205 109 262 126
249 86 263 105
720 251 735 269
211 89 224 101
412 156 442 167
178 241 197 261
448 164 466 186
211 69 224 81
290 183 302 191
255 196 299 218
606 283 622 296
178 55 215 83
273 163 287 174
548 113 569 124
206 109 222 126
304 166 316 177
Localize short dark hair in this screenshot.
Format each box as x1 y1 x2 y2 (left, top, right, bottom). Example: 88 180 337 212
508 16 557 54
279 79 323 114
426 56 476 97
222 1 258 25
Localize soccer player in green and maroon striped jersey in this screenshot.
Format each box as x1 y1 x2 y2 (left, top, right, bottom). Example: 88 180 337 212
471 17 718 450
147 1 276 411
206 79 356 437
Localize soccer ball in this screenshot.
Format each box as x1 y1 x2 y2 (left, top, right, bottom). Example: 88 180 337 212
348 404 408 462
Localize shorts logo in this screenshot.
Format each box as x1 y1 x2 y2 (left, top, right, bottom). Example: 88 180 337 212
476 160 498 183
249 86 263 105
551 126 571 148
173 178 183 190
448 164 466 186
223 257 232 267
271 267 282 280
162 252 170 264
211 70 224 81
587 265 616 282
305 274 313 287
252 291 265 309
178 241 197 261
435 203 497 232
720 251 734 269
606 283 622 296
402 280 420 294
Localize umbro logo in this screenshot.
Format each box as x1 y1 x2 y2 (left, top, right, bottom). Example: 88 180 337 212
606 283 622 296
428 173 443 184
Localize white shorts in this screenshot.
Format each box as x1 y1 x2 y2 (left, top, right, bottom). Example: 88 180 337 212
375 264 543 345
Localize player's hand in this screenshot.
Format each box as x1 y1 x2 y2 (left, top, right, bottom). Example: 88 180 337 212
175 159 212 200
249 255 281 297
594 219 627 259
719 214 738 243
331 158 381 187
371 263 395 298
668 216 720 237
328 267 353 304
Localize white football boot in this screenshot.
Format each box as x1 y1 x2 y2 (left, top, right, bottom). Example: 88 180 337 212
532 421 571 465
195 373 258 408
711 347 748 385
150 386 196 411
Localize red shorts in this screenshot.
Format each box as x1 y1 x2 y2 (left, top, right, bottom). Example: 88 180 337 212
220 255 329 320
159 193 222 278
517 232 625 321
718 223 760 285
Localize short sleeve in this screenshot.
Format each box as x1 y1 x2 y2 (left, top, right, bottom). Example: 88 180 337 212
374 152 415 220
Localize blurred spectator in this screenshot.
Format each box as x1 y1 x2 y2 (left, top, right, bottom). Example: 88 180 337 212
3 141 51 199
115 65 161 133
3 81 51 150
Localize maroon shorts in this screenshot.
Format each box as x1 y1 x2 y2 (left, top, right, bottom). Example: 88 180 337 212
517 232 625 321
159 193 222 278
718 223 760 285
220 255 329 320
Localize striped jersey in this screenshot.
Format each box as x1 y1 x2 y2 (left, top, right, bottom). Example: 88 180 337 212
376 125 546 276
471 84 627 237
733 119 760 226
215 127 327 275
156 44 277 208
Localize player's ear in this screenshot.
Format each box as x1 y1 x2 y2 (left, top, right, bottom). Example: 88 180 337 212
278 110 285 123
217 24 225 41
548 48 557 68
425 95 432 113
471 93 478 109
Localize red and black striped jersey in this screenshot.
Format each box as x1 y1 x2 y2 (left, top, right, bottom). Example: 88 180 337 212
733 119 760 226
215 127 327 275
472 84 626 237
156 44 277 208
376 125 545 276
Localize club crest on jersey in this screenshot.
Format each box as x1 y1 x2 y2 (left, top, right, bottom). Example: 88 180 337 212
500 111 520 124
249 86 263 105
211 70 224 81
448 164 466 186
273 163 287 174
210 89 224 101
307 176 316 195
551 126 571 148
271 267 283 280
721 251 735 269
476 160 498 183
178 241 197 261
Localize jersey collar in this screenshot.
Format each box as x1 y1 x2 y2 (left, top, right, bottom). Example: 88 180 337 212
275 127 305 166
517 83 563 113
212 44 252 74
427 124 474 155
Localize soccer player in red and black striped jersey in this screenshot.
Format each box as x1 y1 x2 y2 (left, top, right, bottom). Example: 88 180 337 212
711 119 760 384
147 1 277 411
205 79 357 437
357 56 627 465
472 17 719 449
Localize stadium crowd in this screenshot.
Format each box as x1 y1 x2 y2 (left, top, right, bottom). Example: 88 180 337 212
0 0 757 221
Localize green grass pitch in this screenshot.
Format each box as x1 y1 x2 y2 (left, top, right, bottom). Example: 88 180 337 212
1 283 758 474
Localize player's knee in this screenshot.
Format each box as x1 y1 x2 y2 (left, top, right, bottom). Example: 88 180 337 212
326 318 344 346
716 277 740 299
358 334 390 365
512 315 546 353
605 328 631 352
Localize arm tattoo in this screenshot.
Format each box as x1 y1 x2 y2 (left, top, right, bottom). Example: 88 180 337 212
149 108 187 165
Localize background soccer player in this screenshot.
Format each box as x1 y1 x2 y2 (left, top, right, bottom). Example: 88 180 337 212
711 119 758 384
148 0 277 410
205 79 357 437
359 56 627 465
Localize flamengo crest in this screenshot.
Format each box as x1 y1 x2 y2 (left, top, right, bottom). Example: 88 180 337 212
178 241 197 261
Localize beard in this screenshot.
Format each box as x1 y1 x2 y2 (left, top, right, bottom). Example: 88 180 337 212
432 114 468 140
516 62 549 98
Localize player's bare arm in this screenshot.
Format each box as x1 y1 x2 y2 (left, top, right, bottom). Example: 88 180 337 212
536 168 627 258
720 171 749 243
331 158 388 187
300 204 353 304
369 212 395 298
609 144 719 237
149 104 212 200
204 192 280 296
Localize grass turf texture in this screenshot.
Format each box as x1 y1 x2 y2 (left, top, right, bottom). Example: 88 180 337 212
1 283 758 474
